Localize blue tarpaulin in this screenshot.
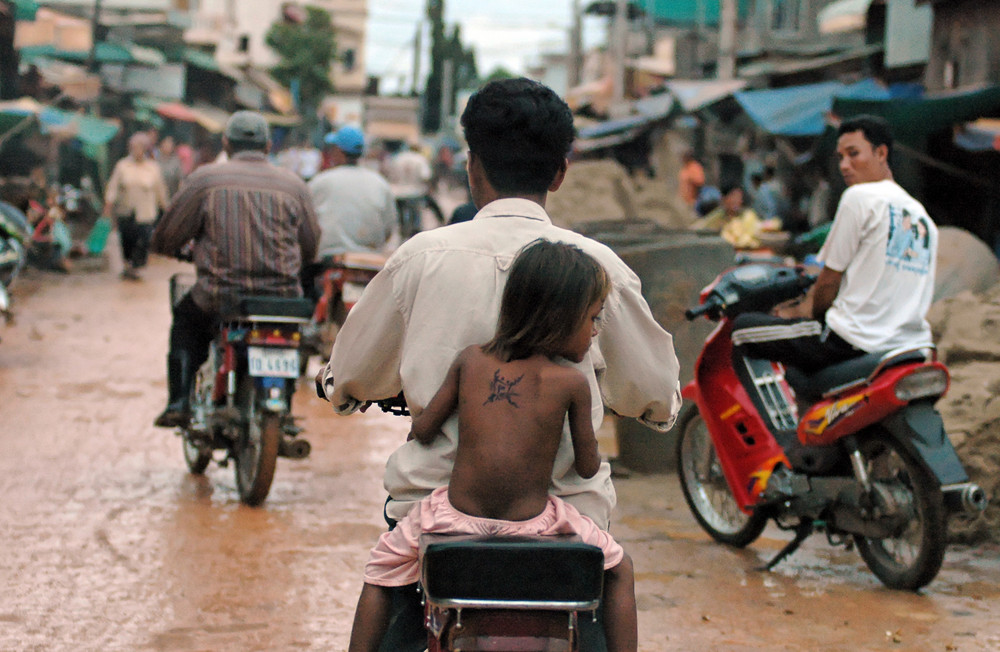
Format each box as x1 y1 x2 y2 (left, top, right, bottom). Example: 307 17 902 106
734 79 923 136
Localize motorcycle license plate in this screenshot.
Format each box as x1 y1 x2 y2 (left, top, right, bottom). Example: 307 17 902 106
247 346 299 378
342 281 366 307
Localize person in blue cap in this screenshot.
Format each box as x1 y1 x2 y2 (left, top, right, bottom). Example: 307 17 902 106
307 126 398 262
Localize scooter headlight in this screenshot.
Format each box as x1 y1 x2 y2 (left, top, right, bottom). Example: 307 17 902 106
894 367 948 402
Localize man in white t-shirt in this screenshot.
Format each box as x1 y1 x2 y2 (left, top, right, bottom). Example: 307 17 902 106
731 115 937 372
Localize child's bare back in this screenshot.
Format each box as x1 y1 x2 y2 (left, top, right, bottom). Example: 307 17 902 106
411 344 601 522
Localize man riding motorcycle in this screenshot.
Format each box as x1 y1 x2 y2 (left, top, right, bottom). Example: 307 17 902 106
319 78 682 649
151 111 320 428
731 114 937 371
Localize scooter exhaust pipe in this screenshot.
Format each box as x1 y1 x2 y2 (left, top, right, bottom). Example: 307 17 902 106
279 437 311 459
941 482 988 514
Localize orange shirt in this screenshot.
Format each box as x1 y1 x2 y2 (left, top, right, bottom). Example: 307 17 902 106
679 160 705 206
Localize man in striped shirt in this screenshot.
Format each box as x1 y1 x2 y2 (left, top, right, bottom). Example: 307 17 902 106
151 111 321 428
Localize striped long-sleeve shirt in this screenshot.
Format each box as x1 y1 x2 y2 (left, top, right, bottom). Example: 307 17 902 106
151 151 320 313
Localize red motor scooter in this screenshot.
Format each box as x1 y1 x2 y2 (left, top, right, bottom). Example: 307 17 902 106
678 263 986 590
301 252 385 372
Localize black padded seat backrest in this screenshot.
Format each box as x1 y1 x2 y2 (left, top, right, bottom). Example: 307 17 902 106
230 296 314 320
786 348 930 400
420 534 605 605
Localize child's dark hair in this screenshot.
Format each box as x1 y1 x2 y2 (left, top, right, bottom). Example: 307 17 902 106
483 239 611 362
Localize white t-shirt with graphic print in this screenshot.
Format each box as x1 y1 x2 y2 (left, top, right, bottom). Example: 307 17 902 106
818 179 936 352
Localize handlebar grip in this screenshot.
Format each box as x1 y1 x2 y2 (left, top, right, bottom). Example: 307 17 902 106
685 303 713 321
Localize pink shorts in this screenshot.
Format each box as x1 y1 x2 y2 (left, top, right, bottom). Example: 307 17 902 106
364 486 625 587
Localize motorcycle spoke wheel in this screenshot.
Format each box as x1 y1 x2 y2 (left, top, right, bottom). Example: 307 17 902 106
181 370 211 474
677 409 767 547
853 435 946 591
234 376 280 506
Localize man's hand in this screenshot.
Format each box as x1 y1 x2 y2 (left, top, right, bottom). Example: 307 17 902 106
314 368 328 400
772 295 813 320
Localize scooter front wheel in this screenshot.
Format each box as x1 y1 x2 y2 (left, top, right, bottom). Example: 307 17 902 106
853 434 946 591
677 409 767 547
234 375 280 506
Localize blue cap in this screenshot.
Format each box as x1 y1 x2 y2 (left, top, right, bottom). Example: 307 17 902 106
324 126 365 156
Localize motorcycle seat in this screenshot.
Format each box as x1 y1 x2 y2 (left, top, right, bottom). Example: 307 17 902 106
419 534 604 609
229 296 315 320
787 347 932 399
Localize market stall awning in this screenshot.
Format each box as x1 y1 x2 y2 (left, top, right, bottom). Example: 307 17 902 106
6 0 39 21
154 101 229 133
664 79 747 113
37 107 119 145
733 78 895 136
833 85 1000 144
18 41 136 65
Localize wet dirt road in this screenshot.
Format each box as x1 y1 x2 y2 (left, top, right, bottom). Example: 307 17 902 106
2 256 1000 652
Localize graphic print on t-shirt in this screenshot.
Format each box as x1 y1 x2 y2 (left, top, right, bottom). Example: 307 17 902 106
885 204 932 275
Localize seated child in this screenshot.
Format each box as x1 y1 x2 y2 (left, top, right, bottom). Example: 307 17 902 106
348 239 638 652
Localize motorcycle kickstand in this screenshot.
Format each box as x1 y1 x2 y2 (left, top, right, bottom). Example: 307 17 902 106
759 520 814 571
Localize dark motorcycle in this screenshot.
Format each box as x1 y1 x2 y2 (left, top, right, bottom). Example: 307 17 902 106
679 263 987 590
173 274 314 506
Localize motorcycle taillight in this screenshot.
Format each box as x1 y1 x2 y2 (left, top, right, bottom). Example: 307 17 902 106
245 327 301 347
894 366 949 402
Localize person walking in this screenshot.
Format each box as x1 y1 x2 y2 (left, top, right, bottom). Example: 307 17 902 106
103 132 168 280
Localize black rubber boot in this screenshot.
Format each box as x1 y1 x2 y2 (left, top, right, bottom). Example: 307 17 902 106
154 352 192 428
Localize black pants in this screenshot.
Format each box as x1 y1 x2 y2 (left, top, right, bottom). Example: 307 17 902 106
731 312 865 373
117 215 153 268
169 293 219 372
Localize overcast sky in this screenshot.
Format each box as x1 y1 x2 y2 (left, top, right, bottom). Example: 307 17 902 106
366 0 606 93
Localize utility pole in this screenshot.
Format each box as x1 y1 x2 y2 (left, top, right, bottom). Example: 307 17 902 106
440 58 453 131
412 21 423 96
717 0 737 79
568 0 582 89
609 0 628 117
86 0 103 74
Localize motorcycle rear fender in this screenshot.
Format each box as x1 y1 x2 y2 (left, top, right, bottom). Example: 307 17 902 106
880 401 969 486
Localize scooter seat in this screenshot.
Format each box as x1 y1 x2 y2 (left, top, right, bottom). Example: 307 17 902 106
419 534 604 609
230 296 315 320
787 347 931 399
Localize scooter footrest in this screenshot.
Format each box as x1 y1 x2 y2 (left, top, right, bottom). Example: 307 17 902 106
420 534 604 609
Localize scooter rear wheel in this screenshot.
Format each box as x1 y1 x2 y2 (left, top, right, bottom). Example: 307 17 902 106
677 408 768 547
853 434 946 591
234 375 280 506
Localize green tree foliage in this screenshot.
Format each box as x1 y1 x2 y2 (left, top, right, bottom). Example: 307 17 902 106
265 6 336 118
483 66 515 84
422 0 477 133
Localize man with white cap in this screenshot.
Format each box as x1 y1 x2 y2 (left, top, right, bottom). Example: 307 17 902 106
150 110 321 428
307 125 398 260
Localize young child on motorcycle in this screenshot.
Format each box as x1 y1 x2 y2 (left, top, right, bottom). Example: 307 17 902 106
348 239 638 652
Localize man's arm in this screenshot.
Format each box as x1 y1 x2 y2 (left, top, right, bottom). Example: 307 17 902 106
810 266 844 320
409 350 464 444
595 264 682 431
322 268 405 413
150 173 204 255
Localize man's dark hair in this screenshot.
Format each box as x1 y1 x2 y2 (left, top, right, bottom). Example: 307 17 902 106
460 78 576 195
838 114 893 159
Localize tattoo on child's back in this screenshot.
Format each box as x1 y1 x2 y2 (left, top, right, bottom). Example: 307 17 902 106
484 369 524 407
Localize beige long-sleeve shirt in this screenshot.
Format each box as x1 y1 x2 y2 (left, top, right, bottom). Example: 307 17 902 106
321 198 682 528
104 156 168 223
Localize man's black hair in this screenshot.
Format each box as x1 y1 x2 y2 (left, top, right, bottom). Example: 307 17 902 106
838 114 894 159
460 78 576 195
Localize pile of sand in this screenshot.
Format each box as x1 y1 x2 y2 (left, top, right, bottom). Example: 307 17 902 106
547 159 694 231
929 282 1000 543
